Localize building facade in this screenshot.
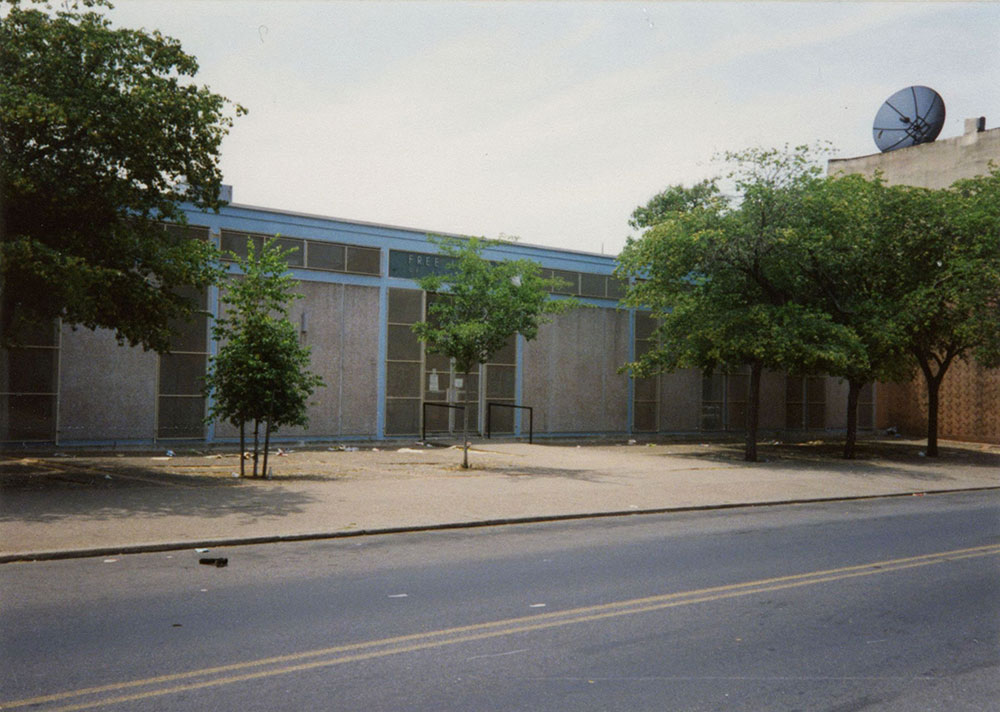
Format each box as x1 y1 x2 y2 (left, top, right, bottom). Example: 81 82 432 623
2 197 871 447
829 118 1000 444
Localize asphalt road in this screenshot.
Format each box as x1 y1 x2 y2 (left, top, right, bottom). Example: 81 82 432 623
2 491 998 711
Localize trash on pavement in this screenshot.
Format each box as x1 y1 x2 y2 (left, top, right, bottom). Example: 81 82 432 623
199 557 228 567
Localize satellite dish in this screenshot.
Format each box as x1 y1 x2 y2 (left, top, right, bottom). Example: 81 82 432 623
873 86 945 152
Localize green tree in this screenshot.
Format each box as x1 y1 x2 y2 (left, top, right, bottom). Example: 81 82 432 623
1 0 244 351
412 237 574 468
795 173 913 458
879 172 1000 456
618 145 860 462
628 178 722 230
205 239 323 478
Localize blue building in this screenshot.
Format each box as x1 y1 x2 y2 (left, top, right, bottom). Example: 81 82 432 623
1 190 863 447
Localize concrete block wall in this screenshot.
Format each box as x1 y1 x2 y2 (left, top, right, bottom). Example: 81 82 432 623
521 307 630 434
658 369 701 431
828 124 1000 189
213 282 380 440
58 326 158 442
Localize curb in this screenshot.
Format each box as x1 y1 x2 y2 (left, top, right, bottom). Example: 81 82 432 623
3 486 998 564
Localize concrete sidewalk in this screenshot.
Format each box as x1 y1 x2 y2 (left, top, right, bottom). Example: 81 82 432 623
1 438 998 562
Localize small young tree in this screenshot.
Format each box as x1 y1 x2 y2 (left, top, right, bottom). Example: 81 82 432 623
205 239 323 477
412 237 574 468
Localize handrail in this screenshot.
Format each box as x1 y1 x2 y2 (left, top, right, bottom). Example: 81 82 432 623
486 402 533 444
421 402 465 443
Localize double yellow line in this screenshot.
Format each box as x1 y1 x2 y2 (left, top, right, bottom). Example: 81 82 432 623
5 543 999 712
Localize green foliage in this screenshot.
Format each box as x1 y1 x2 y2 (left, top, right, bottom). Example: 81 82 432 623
628 179 724 230
0 0 244 351
876 172 1000 454
204 239 323 476
413 237 574 375
412 236 574 467
624 142 1000 459
618 144 858 461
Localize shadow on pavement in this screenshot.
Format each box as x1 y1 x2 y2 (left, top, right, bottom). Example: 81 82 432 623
652 440 1000 482
0 458 319 523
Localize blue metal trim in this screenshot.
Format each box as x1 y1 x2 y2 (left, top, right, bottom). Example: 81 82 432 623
515 334 524 436
627 309 636 435
375 252 389 439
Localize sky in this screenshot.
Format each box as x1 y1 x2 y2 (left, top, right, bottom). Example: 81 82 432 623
109 1 1000 256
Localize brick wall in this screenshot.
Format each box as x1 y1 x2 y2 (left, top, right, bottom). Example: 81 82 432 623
877 359 1000 444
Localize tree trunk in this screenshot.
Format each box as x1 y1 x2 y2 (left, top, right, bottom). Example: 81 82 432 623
252 419 260 477
926 376 941 457
262 418 272 478
843 380 861 460
239 420 246 478
461 369 471 469
915 348 955 459
744 362 761 462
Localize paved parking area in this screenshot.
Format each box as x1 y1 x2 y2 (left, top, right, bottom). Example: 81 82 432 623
2 438 997 561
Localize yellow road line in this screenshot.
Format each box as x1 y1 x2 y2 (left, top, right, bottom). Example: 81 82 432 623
4 543 998 711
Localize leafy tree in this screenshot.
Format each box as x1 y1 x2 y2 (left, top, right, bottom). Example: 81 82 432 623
629 179 722 230
618 145 860 462
412 237 574 468
878 171 1000 456
795 173 914 458
1 0 244 351
205 240 323 477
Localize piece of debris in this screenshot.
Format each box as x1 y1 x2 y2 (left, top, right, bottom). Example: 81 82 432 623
103 558 118 563
398 448 427 454
388 593 408 598
165 450 175 457
371 448 380 452
627 439 637 445
195 548 210 553
231 472 240 478
199 557 228 567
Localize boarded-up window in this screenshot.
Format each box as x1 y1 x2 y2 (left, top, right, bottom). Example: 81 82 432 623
0 318 59 442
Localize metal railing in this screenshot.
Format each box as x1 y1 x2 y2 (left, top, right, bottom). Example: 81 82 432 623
421 402 465 443
485 402 533 444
